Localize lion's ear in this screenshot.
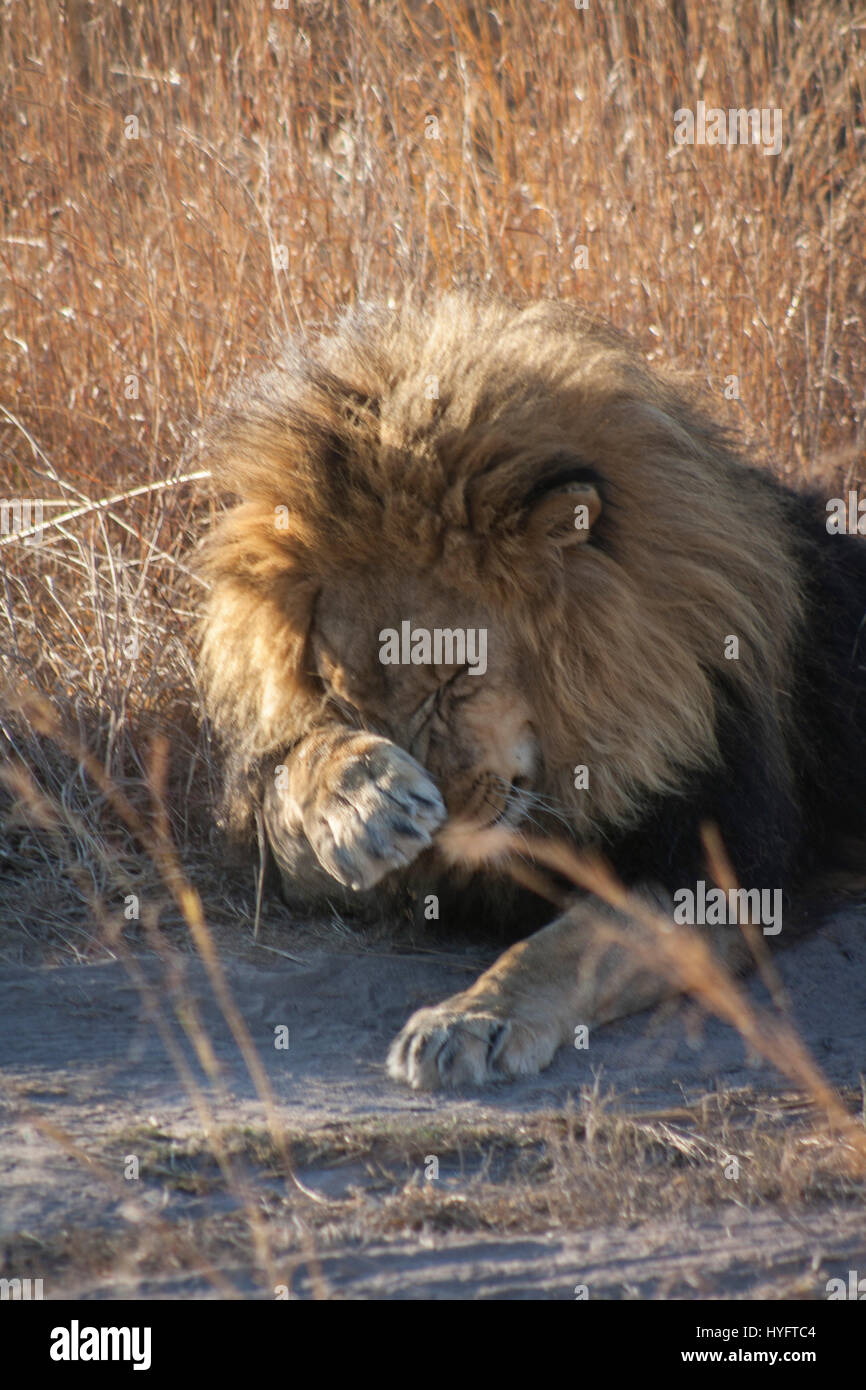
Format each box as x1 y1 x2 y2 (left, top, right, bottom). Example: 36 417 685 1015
526 481 602 549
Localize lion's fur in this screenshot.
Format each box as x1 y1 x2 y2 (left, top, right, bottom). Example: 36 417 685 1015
199 293 806 855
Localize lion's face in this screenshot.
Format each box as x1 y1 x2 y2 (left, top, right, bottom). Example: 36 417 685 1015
311 566 539 830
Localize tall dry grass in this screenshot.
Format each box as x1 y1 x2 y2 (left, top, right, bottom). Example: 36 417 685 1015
2 1 865 941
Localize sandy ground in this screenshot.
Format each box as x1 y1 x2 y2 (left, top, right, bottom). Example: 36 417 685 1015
1 906 865 1300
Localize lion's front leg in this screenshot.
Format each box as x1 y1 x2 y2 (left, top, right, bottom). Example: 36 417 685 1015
387 897 682 1090
263 725 446 894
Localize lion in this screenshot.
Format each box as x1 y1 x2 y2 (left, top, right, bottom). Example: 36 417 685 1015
197 293 866 1089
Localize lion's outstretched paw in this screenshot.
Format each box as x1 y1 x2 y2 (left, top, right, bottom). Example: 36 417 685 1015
386 997 560 1090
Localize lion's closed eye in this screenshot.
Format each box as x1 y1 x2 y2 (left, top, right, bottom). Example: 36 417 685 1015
415 667 473 726
408 689 438 734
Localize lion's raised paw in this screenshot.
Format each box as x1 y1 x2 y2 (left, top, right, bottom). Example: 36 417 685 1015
305 743 446 892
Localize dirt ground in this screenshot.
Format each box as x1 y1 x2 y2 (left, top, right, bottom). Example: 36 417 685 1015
1 904 865 1300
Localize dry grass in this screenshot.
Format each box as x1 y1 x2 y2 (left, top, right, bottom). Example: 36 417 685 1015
2 0 866 1298
2 2 866 944
4 1087 865 1298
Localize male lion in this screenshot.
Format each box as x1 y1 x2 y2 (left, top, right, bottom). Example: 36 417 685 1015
198 294 866 1089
